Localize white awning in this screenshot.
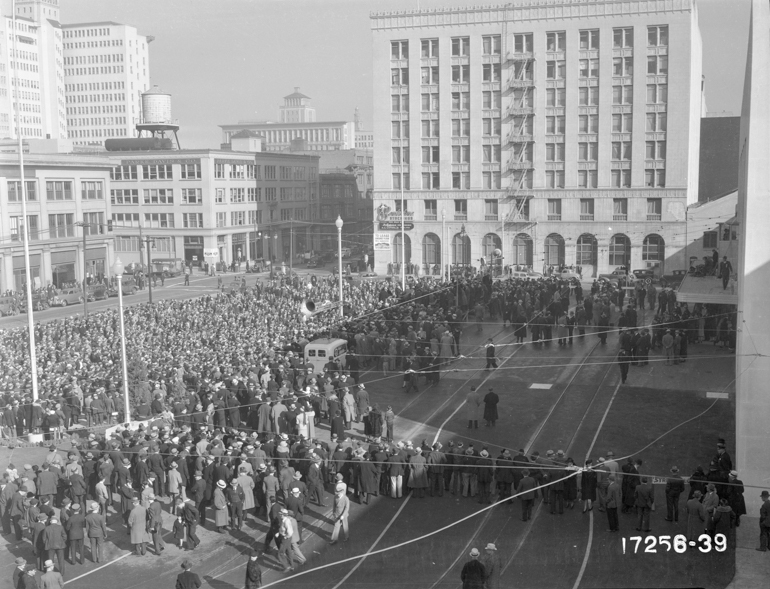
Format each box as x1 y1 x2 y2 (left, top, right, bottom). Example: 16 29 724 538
676 274 738 305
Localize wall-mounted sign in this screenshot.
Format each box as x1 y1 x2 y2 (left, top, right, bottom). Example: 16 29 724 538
379 222 414 231
374 233 391 251
203 248 219 258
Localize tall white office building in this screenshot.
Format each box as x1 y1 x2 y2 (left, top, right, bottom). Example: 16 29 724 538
62 21 151 145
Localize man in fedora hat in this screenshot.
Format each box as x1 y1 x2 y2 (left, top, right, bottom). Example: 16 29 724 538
41 515 66 577
481 543 501 589
665 466 685 523
85 502 108 563
175 559 201 589
12 557 26 589
40 558 64 589
460 548 486 589
726 470 746 527
757 490 770 551
329 482 349 545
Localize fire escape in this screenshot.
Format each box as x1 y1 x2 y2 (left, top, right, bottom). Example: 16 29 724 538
504 50 536 238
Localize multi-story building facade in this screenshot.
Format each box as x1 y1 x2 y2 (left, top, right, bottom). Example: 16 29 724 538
62 21 151 145
0 0 67 140
318 170 373 255
371 0 702 278
220 89 355 152
106 149 320 268
0 152 113 291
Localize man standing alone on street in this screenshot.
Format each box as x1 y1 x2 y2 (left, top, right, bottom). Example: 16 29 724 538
606 475 622 532
329 482 349 545
665 466 685 523
485 339 497 370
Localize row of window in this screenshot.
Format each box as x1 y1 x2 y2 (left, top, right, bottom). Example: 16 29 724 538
111 163 318 182
392 27 667 62
6 180 103 202
8 212 107 241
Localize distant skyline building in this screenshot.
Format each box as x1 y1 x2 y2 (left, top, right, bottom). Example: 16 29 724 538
370 0 703 278
354 106 374 149
220 88 356 152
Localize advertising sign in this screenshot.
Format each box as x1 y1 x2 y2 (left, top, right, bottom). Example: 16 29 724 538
203 248 219 258
374 233 391 251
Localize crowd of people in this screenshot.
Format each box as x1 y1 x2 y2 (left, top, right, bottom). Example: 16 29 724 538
0 270 744 586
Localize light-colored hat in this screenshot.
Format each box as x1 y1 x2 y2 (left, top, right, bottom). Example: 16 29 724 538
44 559 54 568
730 470 738 477
216 480 226 489
485 543 497 551
470 548 480 557
335 482 347 493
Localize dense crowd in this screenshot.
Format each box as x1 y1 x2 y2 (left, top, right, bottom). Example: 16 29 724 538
0 271 742 586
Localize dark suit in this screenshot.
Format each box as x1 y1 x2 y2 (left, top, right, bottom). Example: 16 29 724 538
607 481 622 531
175 570 202 589
66 512 86 564
634 483 655 531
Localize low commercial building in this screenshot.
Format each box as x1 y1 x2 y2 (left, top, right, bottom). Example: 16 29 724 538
0 153 113 291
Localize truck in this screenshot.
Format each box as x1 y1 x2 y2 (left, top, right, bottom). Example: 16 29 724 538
151 258 184 278
598 268 635 287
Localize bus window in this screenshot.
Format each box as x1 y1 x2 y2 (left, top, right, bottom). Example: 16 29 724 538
334 345 346 357
317 350 326 357
308 350 316 357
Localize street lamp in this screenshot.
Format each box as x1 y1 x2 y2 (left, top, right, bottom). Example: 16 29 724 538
112 257 131 425
336 216 344 317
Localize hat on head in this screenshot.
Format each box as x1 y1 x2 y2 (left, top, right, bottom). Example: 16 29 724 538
72 503 81 511
216 480 226 489
44 559 54 568
194 470 202 477
335 482 347 493
293 471 302 479
606 451 615 457
730 470 738 478
546 450 554 457
465 448 474 455
470 548 480 557
291 487 300 494
556 450 565 457
480 450 489 458
91 502 100 511
670 466 679 473
15 557 26 566
181 559 192 570
485 543 497 551
762 491 770 498
50 516 59 523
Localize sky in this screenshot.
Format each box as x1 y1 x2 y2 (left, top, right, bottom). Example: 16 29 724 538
62 0 752 149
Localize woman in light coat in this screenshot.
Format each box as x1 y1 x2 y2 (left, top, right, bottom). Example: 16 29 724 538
213 480 229 532
236 468 256 513
464 388 482 429
342 390 357 427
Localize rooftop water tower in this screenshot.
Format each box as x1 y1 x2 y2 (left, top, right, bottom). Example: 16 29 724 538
136 85 181 148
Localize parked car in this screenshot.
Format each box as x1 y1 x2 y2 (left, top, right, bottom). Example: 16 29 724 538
307 256 322 268
51 287 91 307
598 268 635 287
659 269 687 289
107 275 138 297
87 284 108 301
20 292 51 313
559 269 581 280
0 296 19 316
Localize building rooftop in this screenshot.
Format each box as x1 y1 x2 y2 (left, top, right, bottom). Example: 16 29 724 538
61 21 125 28
221 121 351 129
284 87 310 100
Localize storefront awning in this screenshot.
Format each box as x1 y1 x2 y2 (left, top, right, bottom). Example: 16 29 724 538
676 274 739 305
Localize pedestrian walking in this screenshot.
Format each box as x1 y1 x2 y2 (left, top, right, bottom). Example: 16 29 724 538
485 339 497 370
329 482 350 544
606 475 622 532
634 477 654 533
175 559 201 589
244 549 262 589
460 548 486 589
40 559 64 589
127 498 149 556
480 543 501 589
617 349 631 384
686 491 705 545
85 503 107 563
757 490 770 551
516 469 537 521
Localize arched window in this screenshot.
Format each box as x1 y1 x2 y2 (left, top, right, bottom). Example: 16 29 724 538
642 234 665 262
609 234 631 267
576 234 597 266
393 233 411 265
422 233 441 265
544 234 564 267
452 232 471 265
482 233 501 259
512 233 533 266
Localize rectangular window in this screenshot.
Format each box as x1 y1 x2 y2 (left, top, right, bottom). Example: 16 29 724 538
391 40 408 59
7 180 37 201
482 35 501 55
578 115 599 134
422 172 440 190
215 188 225 203
421 38 438 58
454 199 467 220
613 198 628 220
452 145 470 163
230 211 246 225
111 165 137 181
613 27 634 48
611 170 632 188
580 30 600 50
46 181 73 200
482 171 501 189
546 60 566 80
512 170 533 189
215 212 226 227
513 88 532 108
391 173 410 190
180 163 201 179
612 141 632 160
483 118 501 136
547 198 562 220
484 199 499 221
645 170 666 188
48 213 74 238
230 188 245 203
265 165 276 180
452 64 471 83
545 171 565 189
215 163 225 179
143 213 174 228
579 87 599 106
579 58 599 78
452 172 470 189
182 213 204 228
422 119 440 137
703 231 718 249
81 180 103 200
613 85 633 105
143 188 174 204
578 170 598 189
181 188 201 204
82 212 104 235
613 57 634 76
451 119 470 137
391 94 409 112
546 31 566 52
422 145 440 163
612 113 633 133
482 144 502 163
648 25 668 47
646 197 662 220
546 143 565 162
647 84 667 104
546 87 566 107
513 60 533 81
143 164 172 180
646 112 667 132
451 91 470 111
645 141 666 160
579 199 595 220
647 55 668 75
514 33 533 54
546 116 565 135
110 189 139 205
481 63 501 82
111 213 141 228
421 92 439 111
578 142 598 161
451 37 470 56
424 199 437 220
420 66 437 84
229 164 245 179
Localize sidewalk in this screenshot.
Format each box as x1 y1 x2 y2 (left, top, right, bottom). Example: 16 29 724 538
727 516 770 588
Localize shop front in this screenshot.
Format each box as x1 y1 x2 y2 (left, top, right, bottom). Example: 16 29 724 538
184 236 204 267
85 247 106 284
231 233 246 263
51 250 77 289
13 254 41 291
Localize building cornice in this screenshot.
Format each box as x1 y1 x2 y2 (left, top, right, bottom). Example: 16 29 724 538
370 0 693 30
